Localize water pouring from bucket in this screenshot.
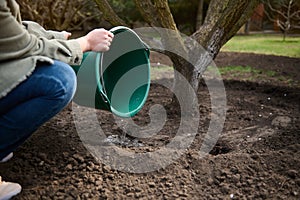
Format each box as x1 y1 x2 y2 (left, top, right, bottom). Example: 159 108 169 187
72 26 151 118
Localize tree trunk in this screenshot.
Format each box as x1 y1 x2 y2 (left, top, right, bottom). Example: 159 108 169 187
96 0 259 91
93 0 260 113
137 0 260 81
283 29 287 41
244 19 251 34
196 0 205 30
135 0 259 113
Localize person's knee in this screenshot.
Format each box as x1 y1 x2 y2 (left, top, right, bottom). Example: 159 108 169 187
46 61 77 106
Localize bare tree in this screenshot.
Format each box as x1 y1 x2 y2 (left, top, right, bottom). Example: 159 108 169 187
18 0 99 31
263 0 300 41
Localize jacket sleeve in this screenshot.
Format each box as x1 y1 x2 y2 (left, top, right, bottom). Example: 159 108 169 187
22 21 66 40
0 1 82 66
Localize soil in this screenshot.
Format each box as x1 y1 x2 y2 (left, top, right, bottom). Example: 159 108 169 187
1 52 300 200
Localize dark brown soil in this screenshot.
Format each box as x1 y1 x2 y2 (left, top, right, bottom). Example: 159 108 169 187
1 52 300 200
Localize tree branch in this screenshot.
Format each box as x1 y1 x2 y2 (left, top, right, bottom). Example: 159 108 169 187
266 0 287 19
224 0 260 43
192 0 259 58
290 10 300 18
93 0 127 26
133 0 160 26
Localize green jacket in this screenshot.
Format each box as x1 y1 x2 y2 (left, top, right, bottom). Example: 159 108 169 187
0 0 83 99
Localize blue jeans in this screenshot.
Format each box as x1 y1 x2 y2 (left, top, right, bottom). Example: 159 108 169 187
0 60 77 160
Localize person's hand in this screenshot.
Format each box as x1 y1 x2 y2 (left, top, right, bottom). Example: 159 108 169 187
76 28 114 53
61 31 72 40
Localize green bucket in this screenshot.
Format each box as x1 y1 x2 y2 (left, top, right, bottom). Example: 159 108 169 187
72 26 151 118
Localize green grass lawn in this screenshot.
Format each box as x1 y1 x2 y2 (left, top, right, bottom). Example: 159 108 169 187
206 65 297 86
221 34 300 58
218 34 300 86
